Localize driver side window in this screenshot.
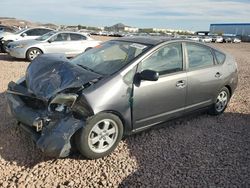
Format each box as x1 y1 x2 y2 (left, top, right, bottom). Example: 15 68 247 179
141 43 183 75
51 33 70 42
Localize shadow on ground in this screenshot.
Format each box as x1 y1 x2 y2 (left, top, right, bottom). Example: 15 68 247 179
119 112 250 187
0 53 27 62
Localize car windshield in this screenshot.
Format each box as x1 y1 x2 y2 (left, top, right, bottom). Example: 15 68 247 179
71 40 151 75
36 31 57 41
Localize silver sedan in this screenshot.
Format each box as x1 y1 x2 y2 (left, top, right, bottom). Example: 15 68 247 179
7 31 101 61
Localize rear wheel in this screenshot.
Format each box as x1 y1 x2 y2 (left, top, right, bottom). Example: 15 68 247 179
75 112 123 159
209 87 230 115
26 48 42 61
85 47 92 52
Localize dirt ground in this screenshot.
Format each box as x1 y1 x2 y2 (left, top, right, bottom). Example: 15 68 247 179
0 39 249 187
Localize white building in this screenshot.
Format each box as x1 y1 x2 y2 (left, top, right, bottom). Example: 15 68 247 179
152 28 194 34
124 26 139 32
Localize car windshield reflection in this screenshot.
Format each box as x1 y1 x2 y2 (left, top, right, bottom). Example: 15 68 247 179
71 40 150 75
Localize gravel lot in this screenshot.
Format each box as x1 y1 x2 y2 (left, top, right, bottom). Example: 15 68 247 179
0 41 249 187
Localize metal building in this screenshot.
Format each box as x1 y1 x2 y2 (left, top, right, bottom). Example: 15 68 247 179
210 23 250 42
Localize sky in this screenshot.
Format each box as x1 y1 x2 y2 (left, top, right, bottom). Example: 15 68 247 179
1 0 250 31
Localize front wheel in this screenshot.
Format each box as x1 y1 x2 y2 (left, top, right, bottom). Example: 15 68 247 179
26 48 42 61
209 87 230 115
75 113 123 159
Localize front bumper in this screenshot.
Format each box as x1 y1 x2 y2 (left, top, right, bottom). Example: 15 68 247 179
6 92 85 158
8 47 26 59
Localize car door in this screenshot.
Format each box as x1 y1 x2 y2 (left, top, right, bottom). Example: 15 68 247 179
132 42 187 130
184 42 225 112
43 33 70 55
64 33 87 56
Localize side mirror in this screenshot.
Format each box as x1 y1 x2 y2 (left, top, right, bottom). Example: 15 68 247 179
21 33 27 37
139 70 159 81
48 39 52 43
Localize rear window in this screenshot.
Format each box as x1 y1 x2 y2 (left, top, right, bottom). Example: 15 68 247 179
214 50 226 64
70 33 86 41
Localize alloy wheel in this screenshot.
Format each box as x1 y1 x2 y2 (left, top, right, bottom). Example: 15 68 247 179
88 119 118 153
29 49 41 60
215 91 228 112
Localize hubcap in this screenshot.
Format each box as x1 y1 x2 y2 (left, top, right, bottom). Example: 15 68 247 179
215 91 228 112
88 119 118 153
29 50 41 60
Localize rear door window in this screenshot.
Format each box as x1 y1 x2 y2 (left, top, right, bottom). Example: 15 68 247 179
24 29 41 36
214 50 226 64
70 33 86 41
38 29 52 35
52 33 70 41
186 43 214 69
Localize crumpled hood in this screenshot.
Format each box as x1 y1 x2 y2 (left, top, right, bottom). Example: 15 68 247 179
25 54 102 100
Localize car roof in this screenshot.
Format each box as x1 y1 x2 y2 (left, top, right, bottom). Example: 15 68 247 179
54 31 87 35
113 36 177 46
112 36 226 54
25 27 54 30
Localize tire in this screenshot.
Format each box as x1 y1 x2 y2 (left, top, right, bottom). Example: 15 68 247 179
209 87 230 115
75 112 123 159
85 47 92 52
26 48 43 61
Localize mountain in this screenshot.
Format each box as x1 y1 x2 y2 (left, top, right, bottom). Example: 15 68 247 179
0 17 58 29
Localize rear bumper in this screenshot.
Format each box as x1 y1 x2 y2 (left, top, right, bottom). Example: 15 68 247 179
6 92 84 158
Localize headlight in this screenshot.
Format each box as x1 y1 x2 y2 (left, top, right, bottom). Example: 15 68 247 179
49 93 78 112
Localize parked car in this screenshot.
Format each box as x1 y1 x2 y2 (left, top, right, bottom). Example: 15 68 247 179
211 35 218 43
233 37 241 43
0 26 18 52
215 36 223 43
0 27 53 52
188 36 200 41
6 37 238 159
223 37 232 43
200 36 212 43
7 31 101 61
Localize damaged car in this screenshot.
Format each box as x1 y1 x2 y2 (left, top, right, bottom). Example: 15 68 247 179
6 37 238 159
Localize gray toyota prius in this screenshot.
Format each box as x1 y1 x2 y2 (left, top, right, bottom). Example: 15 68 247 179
6 37 238 159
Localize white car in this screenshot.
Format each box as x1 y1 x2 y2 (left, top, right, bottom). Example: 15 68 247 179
200 36 212 43
233 38 241 43
0 27 53 52
7 31 101 61
188 36 200 42
215 36 223 43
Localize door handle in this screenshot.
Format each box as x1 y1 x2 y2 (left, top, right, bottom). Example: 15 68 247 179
176 80 186 88
215 72 222 78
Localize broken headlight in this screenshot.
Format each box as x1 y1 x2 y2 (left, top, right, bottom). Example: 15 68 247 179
49 93 78 113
